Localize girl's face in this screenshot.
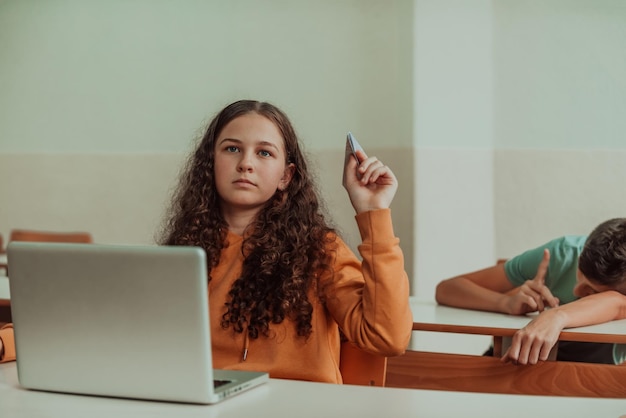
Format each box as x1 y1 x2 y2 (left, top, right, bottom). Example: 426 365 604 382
214 112 294 223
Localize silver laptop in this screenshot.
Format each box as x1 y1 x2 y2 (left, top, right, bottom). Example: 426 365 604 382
7 241 268 404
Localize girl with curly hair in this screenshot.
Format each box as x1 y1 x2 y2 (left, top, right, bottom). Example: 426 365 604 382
157 99 412 383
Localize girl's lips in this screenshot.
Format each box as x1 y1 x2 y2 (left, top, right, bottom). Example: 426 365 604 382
234 178 255 186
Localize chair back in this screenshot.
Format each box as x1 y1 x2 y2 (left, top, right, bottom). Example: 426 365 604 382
339 341 387 386
9 229 93 244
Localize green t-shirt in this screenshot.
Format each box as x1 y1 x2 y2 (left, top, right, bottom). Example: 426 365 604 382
504 235 585 305
503 235 622 364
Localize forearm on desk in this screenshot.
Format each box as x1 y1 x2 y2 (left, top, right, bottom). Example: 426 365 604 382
548 291 626 329
435 277 509 313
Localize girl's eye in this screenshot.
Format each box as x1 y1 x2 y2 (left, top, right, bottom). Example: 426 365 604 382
226 146 239 153
259 150 272 157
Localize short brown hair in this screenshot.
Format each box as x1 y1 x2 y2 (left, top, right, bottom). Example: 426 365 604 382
578 218 626 290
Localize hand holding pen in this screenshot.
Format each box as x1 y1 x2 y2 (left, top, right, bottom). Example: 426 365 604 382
342 132 398 214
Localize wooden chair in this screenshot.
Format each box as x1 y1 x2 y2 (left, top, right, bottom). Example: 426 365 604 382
9 229 93 244
0 300 10 324
2 229 93 277
386 350 626 397
0 234 6 276
339 341 387 387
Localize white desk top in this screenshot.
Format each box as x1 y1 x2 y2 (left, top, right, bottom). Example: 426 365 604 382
2 292 625 341
2 363 626 418
410 297 626 343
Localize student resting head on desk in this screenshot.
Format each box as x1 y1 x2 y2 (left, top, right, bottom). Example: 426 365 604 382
436 218 626 366
0 323 15 363
157 99 412 383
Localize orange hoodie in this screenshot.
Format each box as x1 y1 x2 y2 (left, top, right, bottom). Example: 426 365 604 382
209 209 412 383
0 209 412 381
0 323 14 363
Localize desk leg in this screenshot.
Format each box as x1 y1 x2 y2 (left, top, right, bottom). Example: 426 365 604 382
0 300 11 323
548 342 559 360
493 336 503 357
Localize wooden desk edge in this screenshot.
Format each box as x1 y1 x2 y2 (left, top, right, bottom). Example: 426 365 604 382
386 350 626 398
413 322 626 344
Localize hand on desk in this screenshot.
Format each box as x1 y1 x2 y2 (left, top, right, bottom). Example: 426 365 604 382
502 308 565 365
501 251 562 365
502 249 559 315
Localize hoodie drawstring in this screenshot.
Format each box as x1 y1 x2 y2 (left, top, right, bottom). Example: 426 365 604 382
242 332 249 361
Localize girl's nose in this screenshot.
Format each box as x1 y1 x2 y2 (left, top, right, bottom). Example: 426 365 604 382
237 153 253 172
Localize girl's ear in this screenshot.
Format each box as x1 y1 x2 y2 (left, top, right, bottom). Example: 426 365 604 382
278 163 295 191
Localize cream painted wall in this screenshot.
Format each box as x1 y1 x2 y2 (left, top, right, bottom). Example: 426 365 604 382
493 0 626 150
411 0 495 353
412 0 626 355
0 153 184 245
495 149 626 258
413 0 495 297
0 0 415 278
0 0 414 153
493 1 626 263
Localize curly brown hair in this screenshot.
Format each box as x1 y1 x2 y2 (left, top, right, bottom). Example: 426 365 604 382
159 100 337 339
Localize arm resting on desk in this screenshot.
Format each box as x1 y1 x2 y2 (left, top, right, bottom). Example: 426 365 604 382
504 291 626 365
436 250 558 316
549 290 626 326
435 261 557 315
435 263 515 312
0 323 15 363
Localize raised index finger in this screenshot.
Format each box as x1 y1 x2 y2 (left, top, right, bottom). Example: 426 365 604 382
533 248 550 285
532 248 559 309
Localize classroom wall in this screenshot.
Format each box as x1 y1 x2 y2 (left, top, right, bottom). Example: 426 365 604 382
0 0 415 278
413 0 626 289
493 0 626 257
411 0 626 355
413 0 495 299
411 0 495 353
2 1 626 356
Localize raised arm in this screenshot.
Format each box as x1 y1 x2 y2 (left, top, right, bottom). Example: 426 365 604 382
342 139 397 213
326 138 411 356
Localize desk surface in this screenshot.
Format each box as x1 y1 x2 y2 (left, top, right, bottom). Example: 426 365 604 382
2 291 625 342
411 298 626 344
2 363 626 418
